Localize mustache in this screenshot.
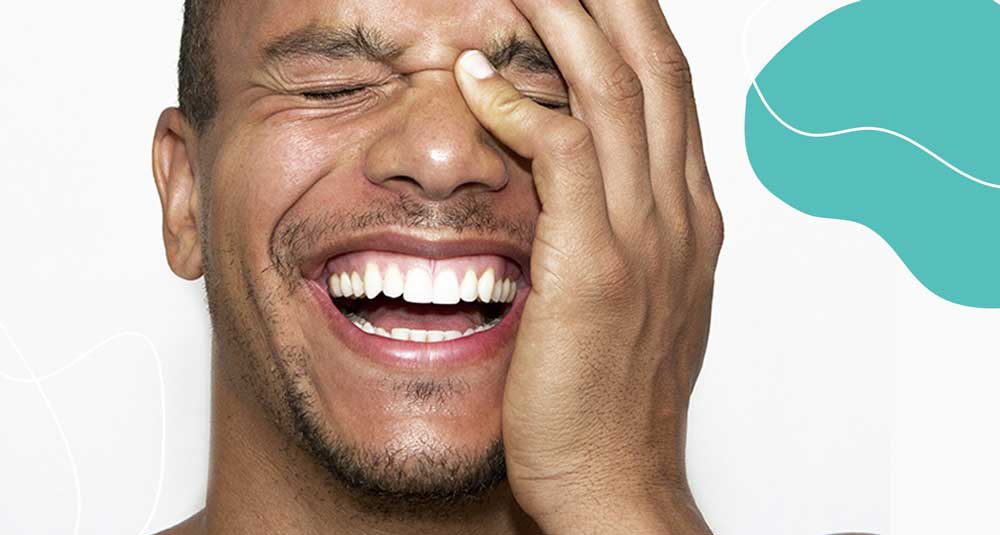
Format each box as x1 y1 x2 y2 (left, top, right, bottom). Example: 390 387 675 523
270 193 535 280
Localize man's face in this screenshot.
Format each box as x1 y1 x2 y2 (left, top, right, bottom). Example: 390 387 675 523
196 0 566 503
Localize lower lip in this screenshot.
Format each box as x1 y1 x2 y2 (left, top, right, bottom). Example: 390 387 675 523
305 281 527 370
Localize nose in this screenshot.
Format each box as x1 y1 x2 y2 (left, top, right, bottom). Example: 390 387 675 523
364 72 509 201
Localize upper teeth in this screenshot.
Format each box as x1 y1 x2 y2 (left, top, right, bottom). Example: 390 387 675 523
328 265 518 304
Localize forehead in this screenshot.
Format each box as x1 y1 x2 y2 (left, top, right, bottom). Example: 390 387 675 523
220 0 540 68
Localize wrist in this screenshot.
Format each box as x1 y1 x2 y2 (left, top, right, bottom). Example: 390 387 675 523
538 490 712 535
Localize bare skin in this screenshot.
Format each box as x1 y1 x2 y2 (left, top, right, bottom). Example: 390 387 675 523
152 0 722 533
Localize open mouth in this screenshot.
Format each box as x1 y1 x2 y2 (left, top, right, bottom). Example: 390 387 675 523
322 251 522 344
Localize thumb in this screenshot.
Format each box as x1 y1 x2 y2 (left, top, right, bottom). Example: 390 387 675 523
453 50 609 230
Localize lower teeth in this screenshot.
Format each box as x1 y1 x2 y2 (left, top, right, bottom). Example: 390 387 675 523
344 313 502 342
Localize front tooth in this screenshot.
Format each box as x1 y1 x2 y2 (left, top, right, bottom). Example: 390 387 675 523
351 272 365 298
383 264 404 298
364 263 382 299
391 328 411 341
427 331 446 342
329 273 343 297
443 330 463 341
375 327 391 338
410 329 428 342
340 273 353 298
460 270 478 302
478 268 495 303
433 270 461 305
404 268 433 304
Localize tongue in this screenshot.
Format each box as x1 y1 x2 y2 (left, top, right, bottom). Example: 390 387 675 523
357 300 485 332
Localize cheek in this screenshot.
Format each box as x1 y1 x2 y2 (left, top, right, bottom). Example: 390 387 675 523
222 121 363 214
208 117 373 265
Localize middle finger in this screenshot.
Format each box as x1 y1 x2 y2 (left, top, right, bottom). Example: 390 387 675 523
580 0 693 217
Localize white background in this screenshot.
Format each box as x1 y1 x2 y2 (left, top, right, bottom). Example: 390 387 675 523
1 1 996 534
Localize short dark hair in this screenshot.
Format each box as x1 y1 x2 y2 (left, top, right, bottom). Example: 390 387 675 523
178 0 222 132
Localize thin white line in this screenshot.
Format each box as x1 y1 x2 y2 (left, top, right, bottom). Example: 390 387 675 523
741 0 1000 189
0 323 82 535
0 324 166 535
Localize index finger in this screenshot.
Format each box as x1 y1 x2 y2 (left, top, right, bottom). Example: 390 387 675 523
511 0 657 233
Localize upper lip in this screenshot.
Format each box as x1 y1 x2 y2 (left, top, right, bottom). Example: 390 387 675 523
299 229 532 284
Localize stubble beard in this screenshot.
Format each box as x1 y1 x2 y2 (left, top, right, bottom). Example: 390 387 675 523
287 379 508 516
201 194 534 517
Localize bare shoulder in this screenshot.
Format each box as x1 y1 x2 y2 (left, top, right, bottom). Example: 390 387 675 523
155 510 206 535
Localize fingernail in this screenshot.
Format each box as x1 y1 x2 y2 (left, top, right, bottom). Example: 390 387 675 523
459 50 495 80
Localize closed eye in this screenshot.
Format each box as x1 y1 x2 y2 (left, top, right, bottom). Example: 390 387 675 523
301 86 371 101
533 99 568 110
300 85 566 110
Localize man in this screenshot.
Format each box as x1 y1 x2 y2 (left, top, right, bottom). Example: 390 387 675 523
151 0 723 532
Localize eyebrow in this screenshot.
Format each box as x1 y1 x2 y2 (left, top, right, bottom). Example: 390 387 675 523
263 23 560 77
264 23 405 64
484 33 559 75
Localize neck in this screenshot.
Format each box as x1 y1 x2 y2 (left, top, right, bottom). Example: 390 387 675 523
202 356 539 535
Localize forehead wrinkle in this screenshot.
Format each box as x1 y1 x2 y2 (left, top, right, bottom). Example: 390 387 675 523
260 17 560 77
262 21 405 66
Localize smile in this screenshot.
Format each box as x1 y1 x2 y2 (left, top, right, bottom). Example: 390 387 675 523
304 237 531 367
327 251 520 342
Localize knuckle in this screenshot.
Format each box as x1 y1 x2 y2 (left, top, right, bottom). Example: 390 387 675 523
709 204 725 253
488 86 533 116
592 253 635 303
646 47 693 89
635 220 664 255
544 119 594 158
672 217 697 258
694 183 725 255
595 61 645 105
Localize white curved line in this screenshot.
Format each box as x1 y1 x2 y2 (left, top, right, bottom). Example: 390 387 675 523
742 0 1000 189
0 323 82 534
0 324 166 535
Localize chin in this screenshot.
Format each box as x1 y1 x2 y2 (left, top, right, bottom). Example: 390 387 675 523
273 229 533 503
287 359 510 506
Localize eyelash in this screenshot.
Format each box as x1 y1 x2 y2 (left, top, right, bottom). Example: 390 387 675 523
534 99 568 110
300 86 567 110
301 86 372 101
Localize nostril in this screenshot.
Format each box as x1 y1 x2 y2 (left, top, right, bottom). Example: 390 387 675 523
377 174 500 201
450 180 506 197
364 125 509 200
378 175 425 195
386 175 456 200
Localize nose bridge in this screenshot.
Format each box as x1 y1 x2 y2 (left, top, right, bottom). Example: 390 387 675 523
364 73 507 200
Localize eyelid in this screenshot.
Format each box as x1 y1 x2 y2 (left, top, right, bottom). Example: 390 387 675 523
531 98 568 109
519 91 568 109
300 85 372 101
294 79 566 109
295 73 401 102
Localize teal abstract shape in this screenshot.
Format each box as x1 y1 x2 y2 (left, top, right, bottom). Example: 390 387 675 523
745 0 1000 308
